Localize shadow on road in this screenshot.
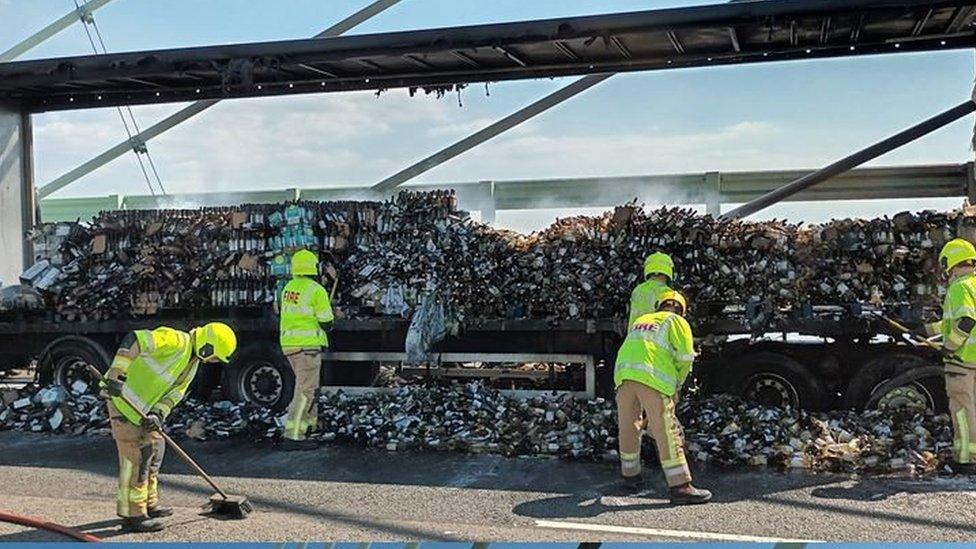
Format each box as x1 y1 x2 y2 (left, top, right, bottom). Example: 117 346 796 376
0 518 124 542
7 430 976 538
513 488 671 520
162 476 457 541
0 431 836 499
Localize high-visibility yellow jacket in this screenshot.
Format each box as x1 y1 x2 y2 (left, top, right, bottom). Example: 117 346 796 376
627 279 669 328
614 311 695 396
107 327 197 425
926 273 976 369
279 276 334 349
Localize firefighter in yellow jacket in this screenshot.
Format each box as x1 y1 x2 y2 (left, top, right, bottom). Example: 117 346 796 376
98 322 237 532
628 252 674 327
279 249 334 450
924 238 976 472
614 290 711 504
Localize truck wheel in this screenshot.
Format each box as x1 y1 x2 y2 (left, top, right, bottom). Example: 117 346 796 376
844 353 944 412
725 351 826 410
221 343 294 412
39 336 111 392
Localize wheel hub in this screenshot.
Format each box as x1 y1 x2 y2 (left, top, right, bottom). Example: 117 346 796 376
745 373 800 409
246 364 283 405
876 382 932 411
56 357 97 393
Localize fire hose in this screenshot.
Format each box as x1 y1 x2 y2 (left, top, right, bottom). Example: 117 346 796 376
0 510 101 542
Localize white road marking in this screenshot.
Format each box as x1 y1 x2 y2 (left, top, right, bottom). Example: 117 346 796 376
535 519 823 543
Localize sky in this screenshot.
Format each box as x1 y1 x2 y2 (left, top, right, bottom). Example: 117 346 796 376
2 0 975 231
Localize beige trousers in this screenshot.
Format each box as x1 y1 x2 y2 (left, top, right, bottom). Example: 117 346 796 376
946 368 976 464
615 380 692 487
283 348 322 441
107 401 164 518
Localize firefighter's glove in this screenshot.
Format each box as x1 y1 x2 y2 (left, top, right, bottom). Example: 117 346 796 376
141 413 163 432
99 378 124 399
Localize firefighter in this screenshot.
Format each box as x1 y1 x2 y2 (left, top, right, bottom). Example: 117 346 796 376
614 290 711 505
923 238 976 472
279 249 334 451
98 322 237 532
628 252 674 327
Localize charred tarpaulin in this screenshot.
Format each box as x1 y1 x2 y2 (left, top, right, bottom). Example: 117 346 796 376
10 191 976 325
0 381 958 475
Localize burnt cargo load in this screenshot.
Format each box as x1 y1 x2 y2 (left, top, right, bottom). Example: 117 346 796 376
2 190 974 412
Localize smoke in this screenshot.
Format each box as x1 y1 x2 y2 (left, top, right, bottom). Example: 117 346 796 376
131 192 264 211
418 174 708 232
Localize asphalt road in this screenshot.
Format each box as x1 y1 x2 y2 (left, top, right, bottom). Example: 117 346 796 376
2 431 976 542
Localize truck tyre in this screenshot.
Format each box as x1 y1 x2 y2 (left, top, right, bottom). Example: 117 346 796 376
38 336 111 392
724 351 826 410
221 342 294 412
843 353 945 412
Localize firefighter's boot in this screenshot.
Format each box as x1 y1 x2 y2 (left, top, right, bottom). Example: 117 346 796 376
120 516 166 533
668 483 712 505
147 506 174 518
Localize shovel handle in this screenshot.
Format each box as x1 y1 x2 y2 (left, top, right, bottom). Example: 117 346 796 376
86 365 229 499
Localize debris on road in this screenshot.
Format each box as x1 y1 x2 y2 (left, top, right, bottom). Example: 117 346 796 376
0 381 959 476
0 383 108 435
678 394 953 475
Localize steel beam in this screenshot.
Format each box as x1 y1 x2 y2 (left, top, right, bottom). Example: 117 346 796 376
371 73 614 193
40 163 971 222
721 100 976 220
37 0 403 199
0 0 117 63
0 104 35 285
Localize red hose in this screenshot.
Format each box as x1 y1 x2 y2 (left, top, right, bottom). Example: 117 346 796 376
0 510 101 542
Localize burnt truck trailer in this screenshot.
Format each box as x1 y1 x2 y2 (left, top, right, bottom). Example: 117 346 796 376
0 302 944 413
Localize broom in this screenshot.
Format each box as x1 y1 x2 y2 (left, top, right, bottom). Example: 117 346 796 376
86 365 253 519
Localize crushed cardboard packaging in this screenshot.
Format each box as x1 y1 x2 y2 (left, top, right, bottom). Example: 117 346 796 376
9 193 975 328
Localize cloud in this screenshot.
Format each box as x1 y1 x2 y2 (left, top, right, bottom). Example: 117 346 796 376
33 85 791 203
425 117 499 138
414 120 789 183
34 90 467 196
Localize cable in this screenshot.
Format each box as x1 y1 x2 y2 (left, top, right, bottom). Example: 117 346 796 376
86 10 167 195
0 509 102 542
73 0 165 195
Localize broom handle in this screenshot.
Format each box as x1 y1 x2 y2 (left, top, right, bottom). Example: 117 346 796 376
876 314 943 351
155 429 229 499
87 366 229 499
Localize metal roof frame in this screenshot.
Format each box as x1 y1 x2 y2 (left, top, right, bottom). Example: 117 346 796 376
2 0 975 112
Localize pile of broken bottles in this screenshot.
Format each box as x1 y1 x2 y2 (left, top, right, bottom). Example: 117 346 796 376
0 380 958 475
11 192 976 326
0 381 108 435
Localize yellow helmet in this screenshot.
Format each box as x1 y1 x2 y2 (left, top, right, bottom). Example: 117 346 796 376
939 238 976 274
291 249 318 276
643 252 674 280
656 290 687 315
191 322 237 363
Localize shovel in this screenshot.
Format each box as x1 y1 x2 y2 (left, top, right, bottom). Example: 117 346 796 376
86 365 253 519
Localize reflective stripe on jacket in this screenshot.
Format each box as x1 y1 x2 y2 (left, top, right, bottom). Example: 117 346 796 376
111 327 196 425
627 279 669 328
614 311 695 396
280 276 334 348
941 273 976 367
